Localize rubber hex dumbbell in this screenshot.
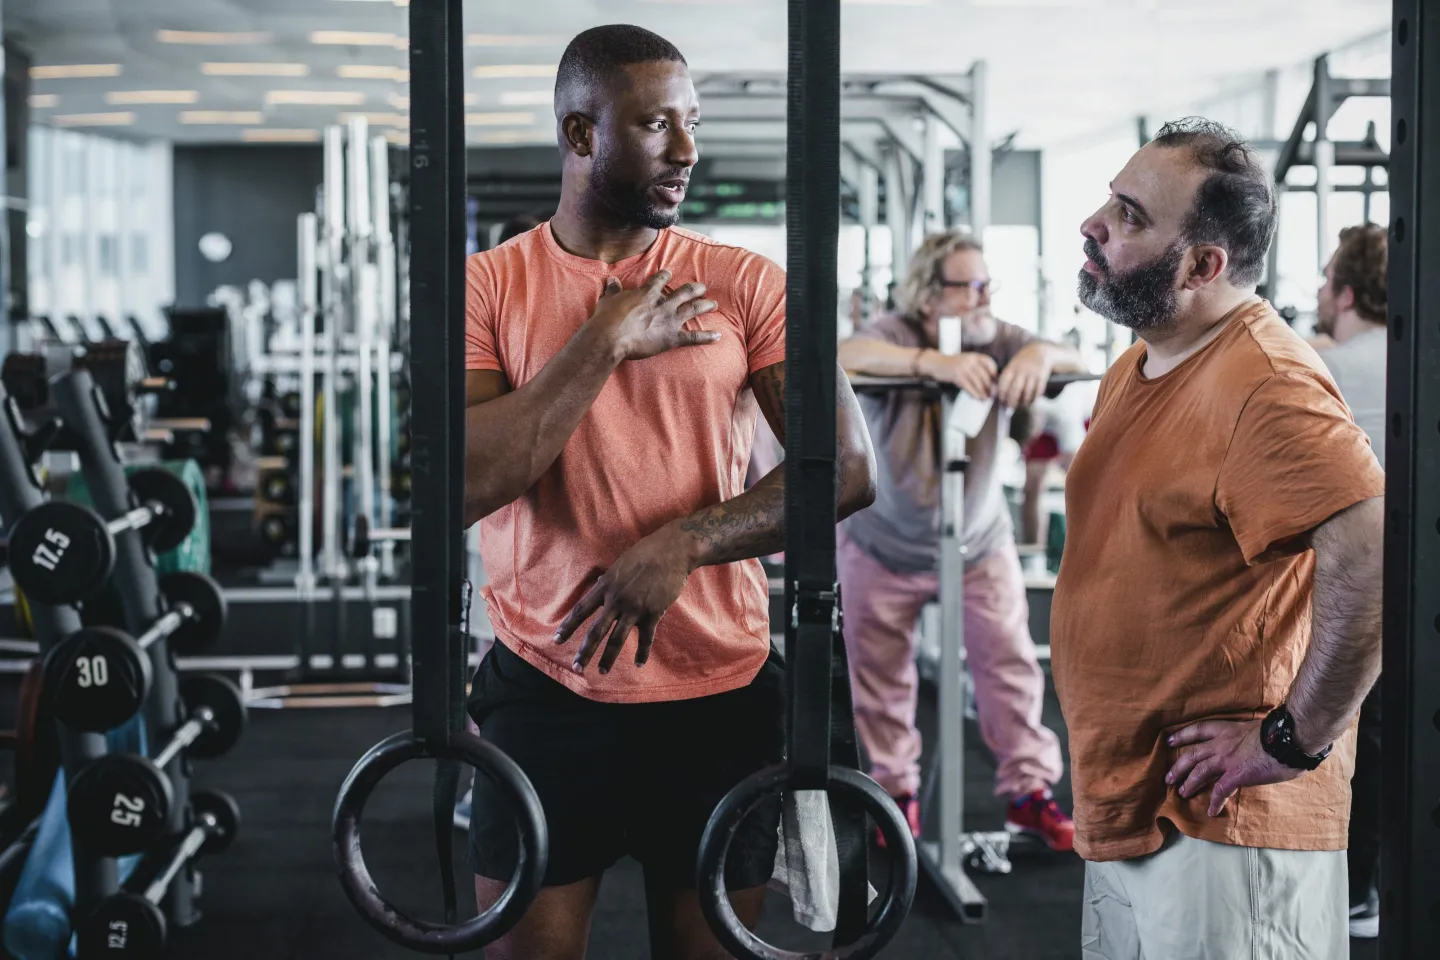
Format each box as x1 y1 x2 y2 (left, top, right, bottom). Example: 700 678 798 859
45 573 228 733
67 674 246 857
74 790 240 959
5 468 198 605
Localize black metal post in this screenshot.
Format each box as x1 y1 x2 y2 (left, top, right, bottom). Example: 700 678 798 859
408 0 467 748
1382 2 1440 957
50 370 195 927
0 392 116 918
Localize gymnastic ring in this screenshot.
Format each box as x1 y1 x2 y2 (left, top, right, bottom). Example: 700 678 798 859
332 730 548 954
695 763 917 960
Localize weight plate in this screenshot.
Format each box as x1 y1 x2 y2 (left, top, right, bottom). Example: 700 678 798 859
158 571 227 654
67 754 172 857
191 789 242 856
128 467 198 554
7 501 115 605
76 891 167 959
14 659 60 822
44 626 150 733
180 673 247 760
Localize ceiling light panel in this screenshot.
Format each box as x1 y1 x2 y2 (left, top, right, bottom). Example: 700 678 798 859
499 90 553 106
338 65 410 81
180 111 264 124
467 35 567 46
472 65 556 79
310 31 407 49
242 129 321 142
28 94 58 109
105 90 200 105
31 64 122 80
203 63 309 77
266 91 368 106
54 112 134 126
156 30 274 44
466 112 536 126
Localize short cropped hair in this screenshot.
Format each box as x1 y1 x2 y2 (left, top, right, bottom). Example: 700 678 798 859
897 231 984 318
1151 118 1277 288
554 25 687 117
1330 223 1388 323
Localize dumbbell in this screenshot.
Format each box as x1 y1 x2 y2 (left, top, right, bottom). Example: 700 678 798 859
45 573 228 733
5 468 198 605
74 790 240 958
67 674 246 857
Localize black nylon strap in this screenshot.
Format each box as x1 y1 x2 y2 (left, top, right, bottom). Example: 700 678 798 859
783 0 842 790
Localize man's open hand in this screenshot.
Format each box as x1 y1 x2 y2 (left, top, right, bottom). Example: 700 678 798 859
1165 719 1305 817
553 525 695 674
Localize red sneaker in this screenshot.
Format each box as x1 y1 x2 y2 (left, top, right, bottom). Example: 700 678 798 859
876 793 921 849
1005 790 1075 853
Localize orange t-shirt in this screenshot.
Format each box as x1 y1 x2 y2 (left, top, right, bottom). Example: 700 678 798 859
1050 298 1384 862
465 223 787 704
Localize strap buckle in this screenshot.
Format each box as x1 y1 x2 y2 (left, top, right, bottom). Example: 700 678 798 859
791 582 838 632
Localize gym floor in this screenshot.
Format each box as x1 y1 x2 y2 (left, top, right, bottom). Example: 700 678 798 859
152 671 1381 960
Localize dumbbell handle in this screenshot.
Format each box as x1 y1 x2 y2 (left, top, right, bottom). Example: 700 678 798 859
134 603 194 652
106 501 166 537
152 706 215 771
142 811 217 905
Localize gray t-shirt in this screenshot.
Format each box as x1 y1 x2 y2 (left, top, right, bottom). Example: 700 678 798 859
841 313 1036 574
1319 326 1387 464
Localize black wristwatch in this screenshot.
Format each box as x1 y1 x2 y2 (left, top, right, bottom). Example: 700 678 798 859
1260 704 1332 771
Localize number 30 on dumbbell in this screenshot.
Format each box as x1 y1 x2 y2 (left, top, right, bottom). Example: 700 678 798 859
5 468 198 606
67 674 246 857
45 572 227 733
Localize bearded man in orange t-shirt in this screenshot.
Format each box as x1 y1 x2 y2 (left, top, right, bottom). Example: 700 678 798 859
1050 118 1383 960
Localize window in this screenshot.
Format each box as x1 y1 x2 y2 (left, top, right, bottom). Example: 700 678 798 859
131 235 148 273
98 235 118 277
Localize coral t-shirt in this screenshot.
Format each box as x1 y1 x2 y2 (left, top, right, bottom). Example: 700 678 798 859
465 223 787 703
1051 298 1384 861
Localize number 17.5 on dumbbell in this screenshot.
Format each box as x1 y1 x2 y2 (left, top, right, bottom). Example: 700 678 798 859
3 468 198 606
45 572 227 732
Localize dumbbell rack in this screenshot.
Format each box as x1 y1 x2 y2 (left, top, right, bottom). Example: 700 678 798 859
49 368 203 928
0 380 119 923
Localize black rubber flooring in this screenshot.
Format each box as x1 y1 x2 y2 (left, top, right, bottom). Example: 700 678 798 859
0 667 1379 959
159 676 1378 960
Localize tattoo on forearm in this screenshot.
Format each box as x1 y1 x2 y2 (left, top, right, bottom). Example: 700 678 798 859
678 471 786 566
750 363 786 445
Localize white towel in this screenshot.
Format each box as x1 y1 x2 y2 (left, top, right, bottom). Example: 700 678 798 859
768 790 877 932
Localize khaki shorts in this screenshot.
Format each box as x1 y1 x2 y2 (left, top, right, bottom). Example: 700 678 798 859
1082 829 1347 960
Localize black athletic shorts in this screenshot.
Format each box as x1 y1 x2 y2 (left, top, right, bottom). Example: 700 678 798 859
467 640 785 890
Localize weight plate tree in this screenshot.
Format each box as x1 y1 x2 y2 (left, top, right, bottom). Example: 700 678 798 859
331 1 549 954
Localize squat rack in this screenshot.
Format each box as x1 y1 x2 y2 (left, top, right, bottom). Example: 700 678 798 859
1380 2 1438 957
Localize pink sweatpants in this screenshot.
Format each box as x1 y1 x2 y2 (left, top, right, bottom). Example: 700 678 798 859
837 530 1064 800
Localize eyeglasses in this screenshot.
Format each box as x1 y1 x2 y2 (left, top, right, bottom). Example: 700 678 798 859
938 278 994 296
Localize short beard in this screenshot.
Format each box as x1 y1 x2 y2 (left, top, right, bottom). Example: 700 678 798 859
591 150 680 230
1078 239 1185 332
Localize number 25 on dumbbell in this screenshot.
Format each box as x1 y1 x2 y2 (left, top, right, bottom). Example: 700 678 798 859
67 674 246 858
5 468 198 606
45 572 227 733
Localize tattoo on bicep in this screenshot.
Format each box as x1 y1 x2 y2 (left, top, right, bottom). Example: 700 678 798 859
751 364 786 443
